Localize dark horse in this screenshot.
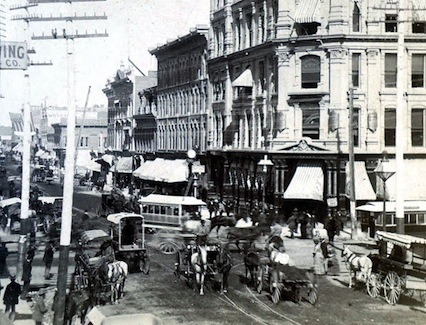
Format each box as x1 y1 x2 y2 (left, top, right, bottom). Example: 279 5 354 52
244 250 260 288
215 245 233 293
64 289 92 325
210 215 236 236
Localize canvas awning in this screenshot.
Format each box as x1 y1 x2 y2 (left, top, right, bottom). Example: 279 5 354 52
133 158 189 183
12 142 23 153
345 161 376 201
111 157 133 174
85 160 102 172
293 0 321 24
232 69 253 87
284 162 324 201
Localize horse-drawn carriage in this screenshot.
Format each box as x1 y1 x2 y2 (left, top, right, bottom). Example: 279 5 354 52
174 234 232 295
35 196 62 235
256 252 318 305
366 231 426 306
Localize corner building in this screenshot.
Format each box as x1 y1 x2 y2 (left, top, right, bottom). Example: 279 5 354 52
207 0 426 221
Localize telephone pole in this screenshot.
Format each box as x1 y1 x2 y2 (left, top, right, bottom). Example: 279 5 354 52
11 1 107 324
347 88 357 239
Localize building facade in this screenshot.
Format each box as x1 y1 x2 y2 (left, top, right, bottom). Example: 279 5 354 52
208 0 426 218
103 68 157 153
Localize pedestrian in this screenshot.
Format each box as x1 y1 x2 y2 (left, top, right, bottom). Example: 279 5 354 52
300 211 309 239
21 255 33 298
26 244 36 261
325 213 337 243
3 274 22 321
313 237 329 275
43 241 55 280
286 209 298 239
194 219 210 246
31 289 48 325
0 242 9 275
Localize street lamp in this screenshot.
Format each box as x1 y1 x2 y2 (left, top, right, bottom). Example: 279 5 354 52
258 154 274 211
374 151 395 232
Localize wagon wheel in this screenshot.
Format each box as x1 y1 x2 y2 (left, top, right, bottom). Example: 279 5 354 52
366 273 381 298
308 287 318 305
159 241 180 254
174 252 182 279
383 271 402 305
271 284 281 304
155 229 182 255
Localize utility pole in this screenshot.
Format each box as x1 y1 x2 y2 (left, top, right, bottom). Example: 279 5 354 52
395 0 406 234
11 1 107 324
347 87 357 239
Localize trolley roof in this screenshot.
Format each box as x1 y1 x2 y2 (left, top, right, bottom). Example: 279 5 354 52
376 231 426 248
80 229 110 243
38 196 63 204
0 197 21 208
107 212 144 224
356 201 426 213
139 194 207 206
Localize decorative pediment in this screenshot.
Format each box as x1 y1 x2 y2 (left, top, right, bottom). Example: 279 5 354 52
278 137 328 152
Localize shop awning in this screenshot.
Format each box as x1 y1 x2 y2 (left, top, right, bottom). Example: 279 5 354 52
284 162 324 201
232 69 253 87
133 158 189 183
293 0 321 24
345 161 376 201
85 160 102 172
111 157 133 174
12 142 23 153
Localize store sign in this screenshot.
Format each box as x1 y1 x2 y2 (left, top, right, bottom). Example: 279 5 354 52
0 42 28 70
327 197 338 207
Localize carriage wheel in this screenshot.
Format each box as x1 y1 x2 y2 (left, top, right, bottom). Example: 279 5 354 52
366 273 381 298
159 241 179 254
257 266 264 294
308 287 318 305
174 252 182 279
383 271 401 305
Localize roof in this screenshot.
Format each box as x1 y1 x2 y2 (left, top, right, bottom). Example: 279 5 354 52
80 229 110 243
139 194 206 206
38 197 63 204
107 213 144 225
356 201 426 213
0 197 21 208
376 231 426 249
133 158 189 183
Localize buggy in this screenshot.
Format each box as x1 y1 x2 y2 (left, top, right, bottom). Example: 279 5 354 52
366 231 426 306
35 196 62 235
257 258 318 305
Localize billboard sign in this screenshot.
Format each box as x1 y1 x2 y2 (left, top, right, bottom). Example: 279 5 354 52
0 42 28 70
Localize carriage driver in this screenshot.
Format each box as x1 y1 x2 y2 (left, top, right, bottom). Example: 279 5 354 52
194 219 210 246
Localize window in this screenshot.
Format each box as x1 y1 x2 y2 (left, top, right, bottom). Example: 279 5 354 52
352 3 361 32
385 14 397 32
301 102 320 139
352 53 361 87
385 54 397 88
301 55 321 89
385 108 396 146
412 108 425 147
295 23 319 36
412 54 425 88
352 108 360 147
413 22 426 34
246 13 253 47
80 137 84 147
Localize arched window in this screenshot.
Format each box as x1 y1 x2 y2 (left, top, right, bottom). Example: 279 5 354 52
352 3 361 32
301 55 320 89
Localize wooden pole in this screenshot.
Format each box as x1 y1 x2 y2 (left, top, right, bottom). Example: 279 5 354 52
348 88 357 239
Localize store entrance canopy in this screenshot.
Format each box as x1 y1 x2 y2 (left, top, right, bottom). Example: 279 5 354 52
133 158 189 183
345 161 376 201
284 162 324 201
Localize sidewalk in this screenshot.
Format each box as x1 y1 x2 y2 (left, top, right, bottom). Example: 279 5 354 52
0 230 75 325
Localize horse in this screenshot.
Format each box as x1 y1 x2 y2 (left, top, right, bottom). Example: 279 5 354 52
190 245 208 295
64 289 92 325
96 260 129 304
210 215 236 236
244 250 260 287
215 245 233 293
341 246 373 289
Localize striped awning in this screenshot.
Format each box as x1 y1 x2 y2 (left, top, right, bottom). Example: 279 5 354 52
345 161 376 201
133 158 189 183
376 231 426 249
111 157 133 174
284 162 324 201
294 0 321 24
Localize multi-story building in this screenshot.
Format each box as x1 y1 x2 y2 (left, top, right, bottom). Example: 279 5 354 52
148 26 210 196
134 86 157 155
208 0 426 221
103 67 157 153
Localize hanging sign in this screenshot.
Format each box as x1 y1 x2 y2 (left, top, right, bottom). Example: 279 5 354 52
0 42 28 70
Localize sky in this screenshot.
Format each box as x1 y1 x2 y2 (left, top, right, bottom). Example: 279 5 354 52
0 0 210 126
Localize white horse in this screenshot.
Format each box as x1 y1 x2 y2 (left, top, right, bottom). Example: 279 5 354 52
341 246 372 288
190 245 208 295
101 260 128 304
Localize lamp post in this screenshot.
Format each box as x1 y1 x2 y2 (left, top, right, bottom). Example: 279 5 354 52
374 151 396 232
258 154 274 211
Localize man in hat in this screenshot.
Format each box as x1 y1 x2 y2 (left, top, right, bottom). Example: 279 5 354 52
194 219 210 246
286 208 299 239
32 288 48 325
3 274 21 321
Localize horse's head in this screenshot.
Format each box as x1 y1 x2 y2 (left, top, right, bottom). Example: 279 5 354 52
341 246 350 258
